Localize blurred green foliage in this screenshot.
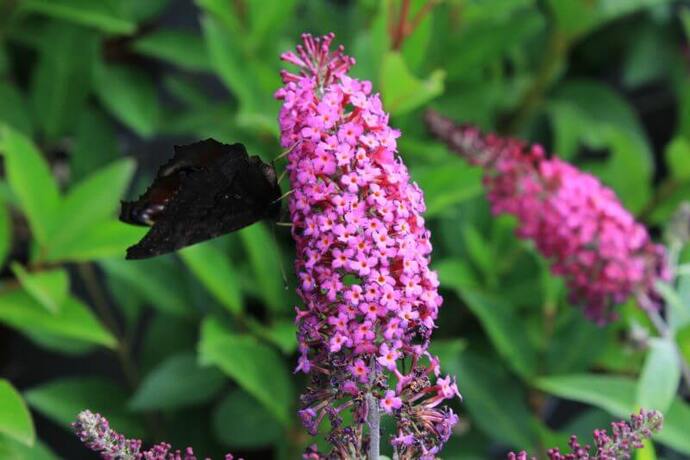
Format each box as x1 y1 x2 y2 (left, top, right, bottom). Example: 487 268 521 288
0 0 689 458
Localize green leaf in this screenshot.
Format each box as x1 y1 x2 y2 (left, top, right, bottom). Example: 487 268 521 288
665 137 690 181
0 290 116 349
0 435 57 460
198 318 293 425
0 82 33 135
380 52 445 116
535 374 690 454
10 264 69 314
94 64 159 138
133 29 211 72
24 377 144 437
0 125 60 245
201 16 256 112
546 310 607 374
458 352 537 449
0 380 35 446
547 0 673 42
44 220 146 262
412 160 483 216
29 23 98 140
129 352 225 411
239 224 285 313
245 0 296 51
179 241 243 315
437 274 536 378
549 80 653 212
0 201 11 267
71 107 120 180
20 0 135 34
212 388 282 448
637 338 681 412
101 257 192 317
50 159 136 249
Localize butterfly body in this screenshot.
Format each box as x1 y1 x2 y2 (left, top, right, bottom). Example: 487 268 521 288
120 139 281 259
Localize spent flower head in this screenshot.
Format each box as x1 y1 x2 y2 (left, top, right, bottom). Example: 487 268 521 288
74 410 237 460
508 409 663 460
277 34 459 458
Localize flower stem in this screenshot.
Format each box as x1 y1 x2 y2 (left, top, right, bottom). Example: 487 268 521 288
366 392 380 460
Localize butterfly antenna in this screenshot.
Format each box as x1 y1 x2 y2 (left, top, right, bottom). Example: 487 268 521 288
273 189 294 203
271 223 290 290
275 141 300 161
277 168 288 184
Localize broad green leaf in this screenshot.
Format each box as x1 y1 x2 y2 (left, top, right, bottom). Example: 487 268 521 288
45 219 147 262
245 0 296 51
133 29 211 72
0 435 56 460
457 352 537 449
202 16 256 112
0 82 33 135
546 310 607 374
71 107 120 180
249 320 298 355
678 324 690 369
0 201 11 267
239 224 285 313
44 220 146 262
94 64 159 138
179 241 243 314
0 290 116 348
213 389 282 448
665 137 690 181
682 7 690 41
547 0 673 42
636 439 657 460
438 275 536 378
535 374 690 454
637 338 681 413
50 159 136 248
655 282 690 333
24 377 144 437
10 264 69 313
412 161 483 217
196 0 243 34
0 380 35 446
462 225 494 278
549 80 653 212
124 0 171 22
0 125 60 245
380 52 444 116
20 0 135 34
101 257 192 317
29 23 98 140
198 318 293 425
129 352 225 411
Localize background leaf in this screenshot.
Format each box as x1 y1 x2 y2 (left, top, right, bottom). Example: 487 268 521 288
0 380 35 447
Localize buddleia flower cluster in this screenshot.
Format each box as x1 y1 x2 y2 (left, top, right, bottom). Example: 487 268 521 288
509 409 663 460
426 110 669 323
276 34 460 458
73 410 237 460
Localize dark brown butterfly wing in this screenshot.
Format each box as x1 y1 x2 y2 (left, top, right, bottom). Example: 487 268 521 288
121 139 281 259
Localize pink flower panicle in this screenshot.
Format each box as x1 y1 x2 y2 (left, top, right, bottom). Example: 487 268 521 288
509 409 663 460
425 110 670 323
277 35 459 459
73 410 237 460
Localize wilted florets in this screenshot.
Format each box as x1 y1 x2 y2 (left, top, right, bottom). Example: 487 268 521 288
426 110 669 323
73 410 236 460
508 409 663 460
277 34 459 458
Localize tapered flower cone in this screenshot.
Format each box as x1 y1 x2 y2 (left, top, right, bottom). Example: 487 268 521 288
276 35 459 459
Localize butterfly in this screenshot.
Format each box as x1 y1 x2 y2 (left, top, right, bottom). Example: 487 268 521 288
120 139 282 259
